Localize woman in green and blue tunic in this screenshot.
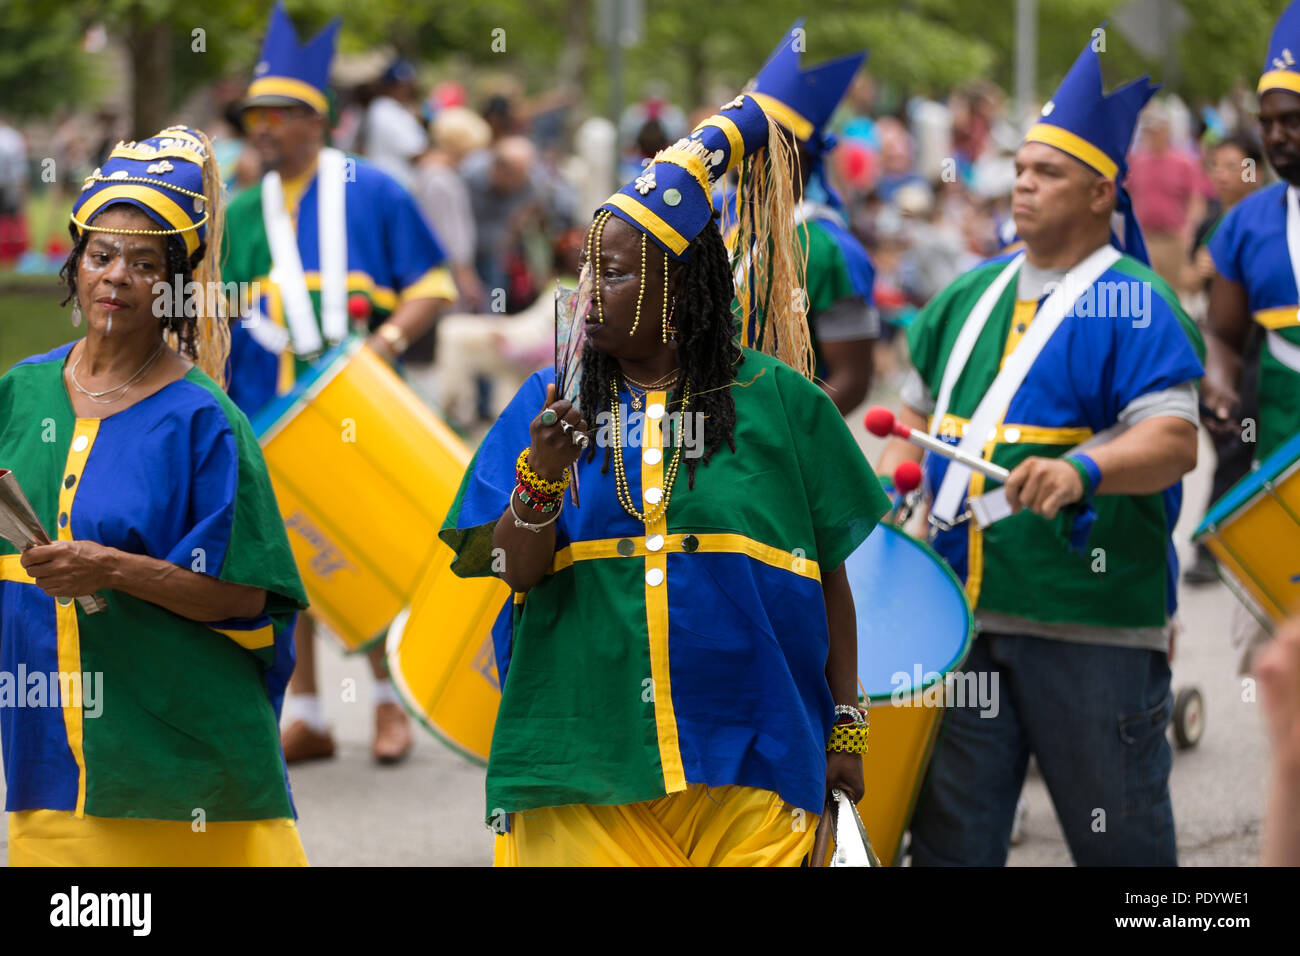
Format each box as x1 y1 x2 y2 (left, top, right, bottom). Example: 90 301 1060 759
442 96 890 866
0 127 309 865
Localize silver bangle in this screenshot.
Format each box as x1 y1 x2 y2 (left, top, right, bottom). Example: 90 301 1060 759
510 493 562 533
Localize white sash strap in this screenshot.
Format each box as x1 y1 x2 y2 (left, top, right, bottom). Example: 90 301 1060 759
1272 185 1300 375
262 170 323 356
242 306 291 355
260 148 351 356
794 200 847 231
932 244 1122 522
317 147 349 344
1268 329 1300 374
930 252 1025 436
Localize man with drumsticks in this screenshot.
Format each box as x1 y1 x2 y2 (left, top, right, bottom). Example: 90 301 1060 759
1201 0 1300 671
878 37 1204 865
224 4 457 763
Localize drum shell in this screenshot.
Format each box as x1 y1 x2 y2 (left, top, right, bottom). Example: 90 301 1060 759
846 523 973 866
386 556 510 763
1194 436 1300 623
255 339 471 650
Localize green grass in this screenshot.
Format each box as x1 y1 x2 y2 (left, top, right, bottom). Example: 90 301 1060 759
0 272 77 375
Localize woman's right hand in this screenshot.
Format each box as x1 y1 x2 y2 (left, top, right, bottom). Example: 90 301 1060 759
527 383 590 480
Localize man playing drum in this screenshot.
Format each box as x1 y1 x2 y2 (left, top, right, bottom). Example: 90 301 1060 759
879 37 1204 865
1202 0 1300 668
224 3 457 763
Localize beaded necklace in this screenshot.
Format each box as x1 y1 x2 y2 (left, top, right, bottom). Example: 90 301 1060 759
609 375 690 523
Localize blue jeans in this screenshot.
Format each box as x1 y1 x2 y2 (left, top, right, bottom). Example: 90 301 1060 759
909 631 1177 866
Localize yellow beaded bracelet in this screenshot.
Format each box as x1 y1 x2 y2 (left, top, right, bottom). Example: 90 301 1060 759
827 721 870 755
517 448 571 496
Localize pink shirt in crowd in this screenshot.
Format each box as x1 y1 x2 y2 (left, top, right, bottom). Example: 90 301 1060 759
1125 148 1210 235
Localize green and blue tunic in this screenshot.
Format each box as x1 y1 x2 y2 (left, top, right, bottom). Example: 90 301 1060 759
907 252 1204 631
441 348 889 820
0 343 307 823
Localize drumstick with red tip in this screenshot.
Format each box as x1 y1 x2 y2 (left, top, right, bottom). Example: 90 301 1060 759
864 406 1010 483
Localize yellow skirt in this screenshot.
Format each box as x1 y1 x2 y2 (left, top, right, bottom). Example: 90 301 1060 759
8 810 309 867
494 783 818 867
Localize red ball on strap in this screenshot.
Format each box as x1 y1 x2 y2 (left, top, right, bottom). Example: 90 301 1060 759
348 294 371 321
893 460 923 494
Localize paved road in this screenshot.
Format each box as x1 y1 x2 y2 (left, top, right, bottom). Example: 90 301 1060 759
0 382 1270 866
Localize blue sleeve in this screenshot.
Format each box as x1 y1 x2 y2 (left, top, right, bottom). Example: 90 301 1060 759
1109 299 1205 414
381 174 447 292
439 369 553 576
163 403 239 577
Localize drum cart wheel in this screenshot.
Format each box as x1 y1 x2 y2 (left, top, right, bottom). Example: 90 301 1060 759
1172 686 1205 750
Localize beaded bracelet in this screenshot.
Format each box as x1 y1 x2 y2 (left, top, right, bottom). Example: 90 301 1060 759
516 483 557 507
827 721 870 754
516 448 570 497
516 483 560 513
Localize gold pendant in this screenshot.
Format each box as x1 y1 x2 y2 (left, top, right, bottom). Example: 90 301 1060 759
631 396 642 411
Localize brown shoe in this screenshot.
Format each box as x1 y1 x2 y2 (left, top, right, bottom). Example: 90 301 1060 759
372 702 413 764
281 719 336 764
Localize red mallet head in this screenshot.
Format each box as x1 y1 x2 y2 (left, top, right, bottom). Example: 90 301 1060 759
893 460 923 494
348 294 371 322
864 406 909 439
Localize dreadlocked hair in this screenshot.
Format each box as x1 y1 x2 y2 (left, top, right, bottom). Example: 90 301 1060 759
577 217 742 491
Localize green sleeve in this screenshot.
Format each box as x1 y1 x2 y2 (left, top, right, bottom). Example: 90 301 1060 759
778 362 891 571
802 223 856 316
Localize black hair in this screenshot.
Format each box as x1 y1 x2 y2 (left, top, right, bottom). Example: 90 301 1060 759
60 202 206 362
578 218 742 490
1214 131 1264 168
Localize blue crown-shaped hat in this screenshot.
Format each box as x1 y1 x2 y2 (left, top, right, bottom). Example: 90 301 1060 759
1260 0 1300 97
244 2 339 114
599 94 771 261
748 19 866 149
1023 35 1159 181
71 126 211 255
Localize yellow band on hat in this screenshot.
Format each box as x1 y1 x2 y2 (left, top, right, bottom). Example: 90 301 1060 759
746 91 813 141
696 115 745 175
247 76 328 114
1023 122 1118 180
1259 69 1300 97
603 193 689 256
72 184 202 255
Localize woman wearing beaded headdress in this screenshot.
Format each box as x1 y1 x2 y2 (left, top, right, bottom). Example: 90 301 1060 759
0 126 310 865
441 95 890 866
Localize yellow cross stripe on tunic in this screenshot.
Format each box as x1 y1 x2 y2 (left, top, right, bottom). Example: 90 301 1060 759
58 419 100 817
0 554 36 583
549 533 822 580
639 391 684 794
210 624 275 651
